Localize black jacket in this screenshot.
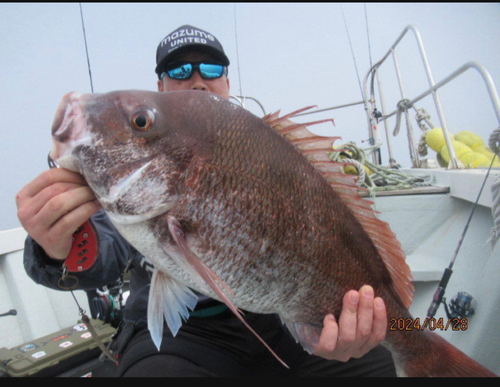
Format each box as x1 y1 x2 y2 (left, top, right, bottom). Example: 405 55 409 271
24 210 163 328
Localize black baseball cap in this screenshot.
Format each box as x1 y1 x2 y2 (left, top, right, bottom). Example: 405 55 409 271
155 25 230 78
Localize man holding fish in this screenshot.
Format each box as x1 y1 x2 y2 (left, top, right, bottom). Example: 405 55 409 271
16 25 396 376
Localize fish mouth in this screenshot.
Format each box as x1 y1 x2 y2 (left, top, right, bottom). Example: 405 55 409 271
49 92 92 170
51 92 81 139
51 91 85 154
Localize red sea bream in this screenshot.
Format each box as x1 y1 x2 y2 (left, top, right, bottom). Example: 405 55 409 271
49 90 496 377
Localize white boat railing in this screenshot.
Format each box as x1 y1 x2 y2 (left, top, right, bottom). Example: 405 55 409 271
230 95 267 116
363 24 500 169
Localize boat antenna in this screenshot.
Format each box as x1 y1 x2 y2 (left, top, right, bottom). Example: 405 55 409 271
340 4 364 101
233 4 243 97
364 3 373 71
79 3 94 93
340 4 382 163
426 155 498 319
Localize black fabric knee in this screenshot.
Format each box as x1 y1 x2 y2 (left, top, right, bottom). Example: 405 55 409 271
294 344 397 377
121 354 217 377
113 313 396 377
114 327 253 377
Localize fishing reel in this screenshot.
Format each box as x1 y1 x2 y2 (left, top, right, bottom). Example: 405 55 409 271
443 292 476 319
88 279 126 328
427 270 477 320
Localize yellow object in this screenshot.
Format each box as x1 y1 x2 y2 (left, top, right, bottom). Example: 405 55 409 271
439 140 473 163
343 165 358 175
454 131 485 149
430 129 500 168
442 130 500 168
460 152 492 168
472 143 495 158
334 150 374 176
426 127 454 152
342 163 373 176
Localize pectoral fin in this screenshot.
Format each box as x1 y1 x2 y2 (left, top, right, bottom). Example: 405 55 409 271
166 215 289 368
147 268 198 350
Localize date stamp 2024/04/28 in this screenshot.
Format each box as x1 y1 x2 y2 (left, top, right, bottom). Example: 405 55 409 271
389 317 469 332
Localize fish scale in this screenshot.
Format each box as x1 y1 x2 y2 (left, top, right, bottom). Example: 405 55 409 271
154 123 393 322
49 89 497 376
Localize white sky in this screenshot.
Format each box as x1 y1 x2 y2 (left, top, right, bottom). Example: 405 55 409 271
1 2 499 231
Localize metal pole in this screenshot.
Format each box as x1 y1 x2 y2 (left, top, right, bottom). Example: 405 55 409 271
363 25 460 168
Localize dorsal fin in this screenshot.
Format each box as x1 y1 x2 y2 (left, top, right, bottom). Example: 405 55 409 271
263 108 339 160
263 106 335 139
264 110 414 309
263 105 318 127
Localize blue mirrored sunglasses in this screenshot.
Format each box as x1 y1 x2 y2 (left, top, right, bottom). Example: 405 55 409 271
160 62 228 80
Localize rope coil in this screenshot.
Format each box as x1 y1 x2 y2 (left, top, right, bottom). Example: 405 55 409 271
488 128 500 155
488 128 500 248
329 142 430 197
416 108 436 158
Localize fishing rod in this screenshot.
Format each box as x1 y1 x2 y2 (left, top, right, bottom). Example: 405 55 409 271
79 3 94 93
426 153 498 320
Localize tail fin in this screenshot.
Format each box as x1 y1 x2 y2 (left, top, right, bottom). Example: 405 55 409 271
392 329 497 377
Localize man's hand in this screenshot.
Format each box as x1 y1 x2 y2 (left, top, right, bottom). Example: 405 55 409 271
314 285 387 361
16 168 101 260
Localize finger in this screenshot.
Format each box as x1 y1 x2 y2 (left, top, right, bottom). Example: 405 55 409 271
313 314 339 356
16 168 87 205
356 285 375 343
337 290 360 346
18 181 93 226
49 199 102 241
18 182 96 237
358 297 388 354
18 174 100 260
16 169 89 221
35 185 98 231
36 198 101 260
320 291 360 361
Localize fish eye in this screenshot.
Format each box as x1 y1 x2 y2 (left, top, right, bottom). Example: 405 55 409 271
131 109 155 132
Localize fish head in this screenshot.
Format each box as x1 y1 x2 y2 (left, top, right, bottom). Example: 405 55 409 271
50 90 220 224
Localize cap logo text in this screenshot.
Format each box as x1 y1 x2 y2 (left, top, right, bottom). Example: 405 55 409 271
161 28 215 49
